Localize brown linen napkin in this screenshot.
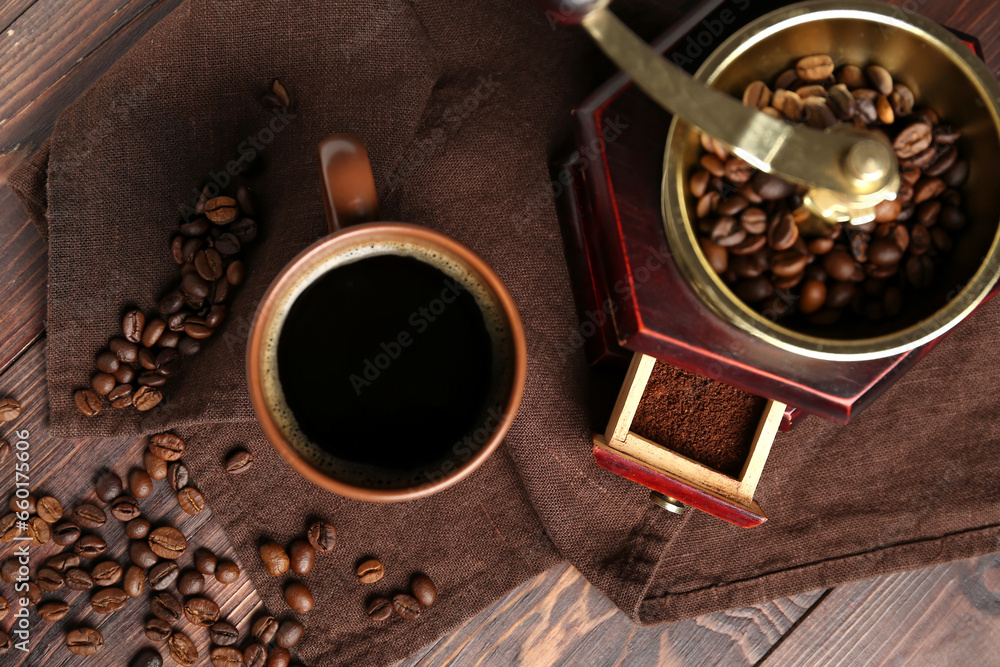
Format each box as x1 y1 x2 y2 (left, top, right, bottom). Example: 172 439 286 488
9 0 1000 664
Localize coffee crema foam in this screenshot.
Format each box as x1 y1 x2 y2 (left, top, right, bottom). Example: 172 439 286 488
260 239 514 489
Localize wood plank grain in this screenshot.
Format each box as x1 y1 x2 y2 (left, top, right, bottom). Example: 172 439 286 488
0 340 270 665
395 562 825 667
0 0 36 33
0 0 184 181
0 185 45 374
760 553 1000 667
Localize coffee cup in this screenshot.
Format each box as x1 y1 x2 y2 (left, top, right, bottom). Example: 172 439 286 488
247 134 526 501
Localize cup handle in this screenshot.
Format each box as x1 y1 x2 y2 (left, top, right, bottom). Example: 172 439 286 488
317 133 381 233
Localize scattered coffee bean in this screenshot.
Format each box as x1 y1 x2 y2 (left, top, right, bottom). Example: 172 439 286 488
145 617 172 641
244 643 268 667
411 574 437 607
206 197 238 224
275 618 305 648
95 470 123 502
269 647 292 667
177 568 205 596
0 629 9 655
216 560 240 584
167 462 190 490
211 646 244 667
261 541 291 576
184 596 221 626
150 433 186 460
225 449 253 474
133 386 163 411
130 539 159 568
0 398 19 423
66 627 104 656
357 559 385 584
131 648 164 667
195 548 219 575
47 552 81 572
8 493 34 513
91 373 116 395
110 494 142 521
23 581 41 605
307 519 336 552
91 587 128 613
123 309 146 343
92 560 123 586
36 496 63 523
150 561 181 590
177 487 206 515
0 559 17 583
36 567 65 592
126 516 152 539
77 533 108 558
52 521 81 546
75 389 102 416
129 469 154 498
168 631 199 666
253 616 279 643
151 591 183 623
284 582 314 613
145 450 168 480
288 539 315 576
26 516 51 545
210 620 240 646
37 599 70 622
392 593 421 621
124 565 146 597
65 567 95 591
149 526 188 559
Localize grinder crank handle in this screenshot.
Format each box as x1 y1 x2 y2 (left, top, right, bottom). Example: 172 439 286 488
535 0 900 225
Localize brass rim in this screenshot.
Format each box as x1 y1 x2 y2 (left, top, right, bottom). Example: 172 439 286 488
662 0 1000 360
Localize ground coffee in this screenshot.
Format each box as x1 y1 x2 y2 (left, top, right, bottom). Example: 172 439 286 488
630 362 765 478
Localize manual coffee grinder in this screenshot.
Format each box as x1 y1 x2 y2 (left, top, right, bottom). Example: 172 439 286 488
543 0 1000 525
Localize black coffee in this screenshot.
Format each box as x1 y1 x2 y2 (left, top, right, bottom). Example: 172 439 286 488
277 254 494 471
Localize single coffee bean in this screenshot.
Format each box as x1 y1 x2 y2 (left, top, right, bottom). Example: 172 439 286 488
205 196 238 224
288 539 316 576
124 565 146 597
211 277 231 304
167 462 190 491
230 217 258 243
95 350 120 374
0 559 17 583
875 94 894 124
0 397 19 424
37 600 70 622
46 554 80 576
261 541 291 576
180 217 210 236
74 502 107 529
365 598 392 623
914 177 946 204
284 582 314 613
177 569 205 596
797 54 834 82
123 309 146 343
168 310 192 332
176 335 202 356
357 559 385 584
27 516 51 545
931 226 953 253
275 618 305 648
906 254 935 288
23 581 41 605
226 260 245 286
151 591 183 623
184 320 214 339
92 560 123 586
184 596 221 626
159 291 186 316
894 122 932 159
150 561 181 590
145 451 168 480
36 567 65 592
168 631 199 666
110 495 141 521
52 521 81 545
211 646 244 667
149 526 187 560
195 248 225 281
91 587 128 613
910 224 932 255
216 560 240 584
751 172 796 201
244 643 268 667
145 617 172 641
91 372 116 396
392 593 421 620
411 574 438 607
138 371 167 388
177 487 206 515
139 347 157 370
699 238 728 274
155 348 181 376
171 234 185 264
127 470 154 499
158 331 181 348
150 433 186 460
210 620 240 646
0 513 21 542
205 304 228 328
74 389 102 416
130 540 159 568
225 449 253 474
110 337 139 363
0 596 7 622
307 519 337 552
94 470 123 502
131 648 164 667
215 233 241 256
268 646 292 667
865 65 893 95
8 493 34 513
76 533 108 558
65 567 95 591
868 238 903 267
237 184 256 215
252 615 279 643
109 383 133 408
133 386 163 411
742 80 772 109
195 548 218 575
66 627 104 656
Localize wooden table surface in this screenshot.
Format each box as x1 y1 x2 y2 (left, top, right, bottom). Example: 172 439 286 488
1 0 1000 665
